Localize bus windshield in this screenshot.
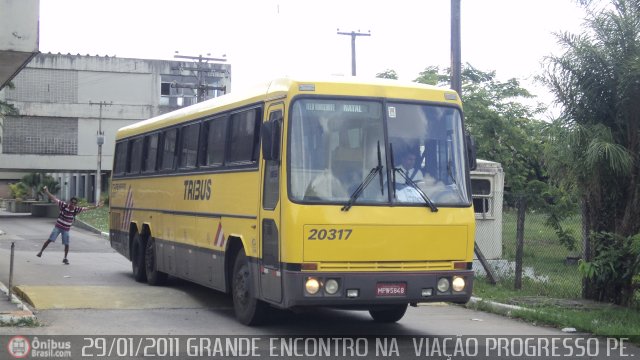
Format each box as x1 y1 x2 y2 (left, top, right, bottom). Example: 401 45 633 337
289 98 470 207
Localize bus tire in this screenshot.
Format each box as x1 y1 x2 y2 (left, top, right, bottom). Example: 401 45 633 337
369 304 408 323
131 232 147 283
232 249 266 325
145 237 168 286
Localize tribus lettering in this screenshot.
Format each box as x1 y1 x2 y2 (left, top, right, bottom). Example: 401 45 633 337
183 179 212 200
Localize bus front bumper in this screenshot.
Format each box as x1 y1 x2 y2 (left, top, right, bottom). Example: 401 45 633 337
279 270 474 308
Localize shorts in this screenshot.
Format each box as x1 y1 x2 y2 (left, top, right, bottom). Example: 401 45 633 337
49 227 70 245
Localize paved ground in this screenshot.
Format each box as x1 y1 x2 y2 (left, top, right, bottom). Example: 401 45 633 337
2 210 640 360
0 212 232 315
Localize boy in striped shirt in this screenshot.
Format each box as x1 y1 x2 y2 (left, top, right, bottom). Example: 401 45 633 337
36 186 103 264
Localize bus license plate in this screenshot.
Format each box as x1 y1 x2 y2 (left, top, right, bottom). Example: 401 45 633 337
376 283 406 296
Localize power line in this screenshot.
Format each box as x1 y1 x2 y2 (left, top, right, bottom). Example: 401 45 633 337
172 54 227 102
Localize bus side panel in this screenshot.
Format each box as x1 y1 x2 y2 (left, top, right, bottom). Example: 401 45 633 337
109 181 133 260
155 238 226 291
122 172 259 291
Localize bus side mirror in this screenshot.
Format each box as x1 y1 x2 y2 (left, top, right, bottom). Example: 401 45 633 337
466 133 477 171
261 119 281 161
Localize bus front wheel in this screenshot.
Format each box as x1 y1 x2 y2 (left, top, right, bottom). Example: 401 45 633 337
369 304 408 323
145 237 168 286
232 249 266 325
131 232 147 283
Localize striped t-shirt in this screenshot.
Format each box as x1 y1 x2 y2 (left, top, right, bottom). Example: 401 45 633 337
55 199 86 231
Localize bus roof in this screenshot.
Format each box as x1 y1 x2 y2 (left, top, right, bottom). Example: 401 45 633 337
116 76 461 140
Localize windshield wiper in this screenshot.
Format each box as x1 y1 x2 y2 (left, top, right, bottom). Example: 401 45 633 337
446 134 465 202
341 142 384 212
394 167 439 212
446 134 457 186
390 143 398 199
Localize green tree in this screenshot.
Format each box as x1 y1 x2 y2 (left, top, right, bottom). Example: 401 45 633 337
413 66 449 85
21 173 42 200
542 0 640 304
0 82 18 131
17 173 60 201
375 69 399 79
8 182 28 200
413 64 547 194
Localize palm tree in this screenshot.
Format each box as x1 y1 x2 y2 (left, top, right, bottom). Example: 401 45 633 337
19 173 60 201
542 0 640 304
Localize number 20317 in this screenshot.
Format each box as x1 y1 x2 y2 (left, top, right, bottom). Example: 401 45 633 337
307 228 352 240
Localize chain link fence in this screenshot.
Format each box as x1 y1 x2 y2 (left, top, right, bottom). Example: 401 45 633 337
473 190 583 299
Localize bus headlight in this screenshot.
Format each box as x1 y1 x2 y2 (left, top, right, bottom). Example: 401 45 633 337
324 279 339 295
452 276 465 292
305 277 321 295
437 278 450 293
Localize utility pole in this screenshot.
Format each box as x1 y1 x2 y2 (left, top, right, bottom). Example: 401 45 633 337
449 0 495 282
89 101 111 205
172 54 227 103
337 29 371 76
451 0 462 95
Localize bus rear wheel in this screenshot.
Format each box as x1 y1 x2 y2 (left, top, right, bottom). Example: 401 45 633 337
369 304 408 323
131 232 147 283
232 249 266 325
145 237 168 286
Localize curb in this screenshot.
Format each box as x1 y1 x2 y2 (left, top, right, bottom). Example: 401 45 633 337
467 296 532 315
0 282 36 324
75 219 109 239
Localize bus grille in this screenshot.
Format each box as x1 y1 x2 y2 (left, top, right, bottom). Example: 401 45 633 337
317 261 453 271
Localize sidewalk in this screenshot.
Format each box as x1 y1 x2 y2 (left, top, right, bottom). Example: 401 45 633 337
0 281 35 324
0 206 109 324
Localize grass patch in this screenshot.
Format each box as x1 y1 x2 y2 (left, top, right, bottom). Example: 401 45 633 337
474 207 640 340
0 317 41 327
77 207 109 233
473 279 640 339
498 210 583 298
513 306 640 339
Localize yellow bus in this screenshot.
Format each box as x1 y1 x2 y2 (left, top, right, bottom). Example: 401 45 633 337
109 77 477 325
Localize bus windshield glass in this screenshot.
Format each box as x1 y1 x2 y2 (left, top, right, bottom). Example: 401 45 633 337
289 98 470 207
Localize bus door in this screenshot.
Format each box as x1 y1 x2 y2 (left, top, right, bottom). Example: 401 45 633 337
259 104 284 303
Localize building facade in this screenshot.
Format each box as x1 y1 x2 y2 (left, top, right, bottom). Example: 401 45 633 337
0 53 230 201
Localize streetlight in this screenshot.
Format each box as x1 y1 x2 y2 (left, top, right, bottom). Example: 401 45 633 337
90 101 111 205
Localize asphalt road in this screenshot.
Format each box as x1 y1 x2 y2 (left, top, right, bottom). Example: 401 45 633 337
0 215 567 335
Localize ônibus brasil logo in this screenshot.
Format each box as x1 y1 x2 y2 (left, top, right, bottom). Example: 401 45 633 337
7 336 30 358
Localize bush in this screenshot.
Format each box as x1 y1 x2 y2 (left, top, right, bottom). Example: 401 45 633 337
8 182 28 200
579 232 640 306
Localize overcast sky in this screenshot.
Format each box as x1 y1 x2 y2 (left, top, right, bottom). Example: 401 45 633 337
39 0 587 117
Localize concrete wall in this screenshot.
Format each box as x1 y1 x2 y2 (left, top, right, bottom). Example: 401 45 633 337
79 72 153 105
1 53 231 171
0 0 39 90
0 0 39 53
0 53 231 200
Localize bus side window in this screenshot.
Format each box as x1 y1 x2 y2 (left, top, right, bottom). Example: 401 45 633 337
203 116 227 167
178 122 200 169
227 108 261 164
160 128 179 171
128 137 144 174
114 141 129 176
142 133 159 173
